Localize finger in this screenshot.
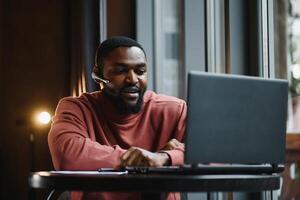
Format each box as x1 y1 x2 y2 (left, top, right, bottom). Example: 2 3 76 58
123 148 148 166
129 149 152 166
161 143 174 151
120 150 136 167
121 147 136 161
141 157 150 166
169 141 176 147
166 140 176 149
170 139 185 148
142 152 156 166
171 139 180 146
133 154 145 166
125 149 141 166
174 140 185 148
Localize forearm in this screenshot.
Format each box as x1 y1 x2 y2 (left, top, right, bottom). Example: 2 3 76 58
49 132 126 170
159 139 185 166
160 149 184 166
156 152 170 166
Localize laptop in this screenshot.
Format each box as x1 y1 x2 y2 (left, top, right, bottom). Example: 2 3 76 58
100 71 288 175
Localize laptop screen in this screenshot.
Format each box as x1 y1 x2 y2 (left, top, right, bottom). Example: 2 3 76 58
185 71 288 165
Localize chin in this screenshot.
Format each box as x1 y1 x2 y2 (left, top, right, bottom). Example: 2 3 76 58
103 89 145 114
124 99 143 114
124 100 139 107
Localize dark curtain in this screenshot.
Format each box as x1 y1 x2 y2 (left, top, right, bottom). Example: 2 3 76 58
69 0 100 96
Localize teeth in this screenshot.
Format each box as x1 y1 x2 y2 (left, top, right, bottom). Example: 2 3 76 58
122 87 139 93
123 90 139 93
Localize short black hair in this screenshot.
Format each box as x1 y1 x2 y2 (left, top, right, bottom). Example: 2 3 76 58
94 36 146 78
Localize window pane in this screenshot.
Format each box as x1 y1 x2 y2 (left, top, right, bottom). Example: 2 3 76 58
154 0 182 97
277 0 300 132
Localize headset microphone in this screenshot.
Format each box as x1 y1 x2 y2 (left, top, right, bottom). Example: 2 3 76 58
91 72 110 84
93 45 110 85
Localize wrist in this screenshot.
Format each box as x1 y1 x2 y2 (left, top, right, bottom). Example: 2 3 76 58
158 152 171 166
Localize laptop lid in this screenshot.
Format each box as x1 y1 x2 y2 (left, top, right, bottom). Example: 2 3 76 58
185 71 288 165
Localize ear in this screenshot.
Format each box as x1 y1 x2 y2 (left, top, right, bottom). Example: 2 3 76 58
92 65 105 90
93 65 101 78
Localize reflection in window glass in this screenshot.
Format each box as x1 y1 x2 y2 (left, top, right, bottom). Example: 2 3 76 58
287 0 300 132
289 0 300 96
154 0 182 97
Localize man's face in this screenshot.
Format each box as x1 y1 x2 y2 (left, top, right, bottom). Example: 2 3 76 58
102 46 147 114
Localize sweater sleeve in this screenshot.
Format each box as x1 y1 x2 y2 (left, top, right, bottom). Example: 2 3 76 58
161 101 187 166
48 98 126 170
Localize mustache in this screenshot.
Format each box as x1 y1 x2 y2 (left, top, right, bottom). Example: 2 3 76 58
121 86 140 93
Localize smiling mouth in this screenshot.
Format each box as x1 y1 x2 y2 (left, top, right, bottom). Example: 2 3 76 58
121 87 140 98
121 91 139 99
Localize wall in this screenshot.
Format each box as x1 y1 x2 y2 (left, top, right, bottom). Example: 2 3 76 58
0 1 69 199
0 0 135 199
0 0 3 197
107 0 136 38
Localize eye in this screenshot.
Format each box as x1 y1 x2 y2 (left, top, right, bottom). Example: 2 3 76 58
135 67 147 76
113 66 128 74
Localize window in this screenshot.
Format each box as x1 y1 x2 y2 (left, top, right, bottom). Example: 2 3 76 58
153 0 182 97
136 0 286 199
286 0 300 132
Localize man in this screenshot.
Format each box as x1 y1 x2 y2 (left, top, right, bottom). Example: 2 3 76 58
48 36 186 200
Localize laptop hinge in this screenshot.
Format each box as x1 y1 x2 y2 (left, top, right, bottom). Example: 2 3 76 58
272 163 285 173
191 164 199 170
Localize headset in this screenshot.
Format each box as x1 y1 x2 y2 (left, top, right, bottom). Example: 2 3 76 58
91 71 110 84
91 45 110 85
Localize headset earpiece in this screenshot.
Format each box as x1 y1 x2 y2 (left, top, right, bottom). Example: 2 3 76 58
93 65 101 77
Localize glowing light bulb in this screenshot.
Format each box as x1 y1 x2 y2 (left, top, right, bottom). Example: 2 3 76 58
37 111 51 125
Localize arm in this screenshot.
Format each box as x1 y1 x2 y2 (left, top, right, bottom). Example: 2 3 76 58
120 101 187 167
119 139 184 167
160 101 187 166
120 147 170 167
48 98 126 170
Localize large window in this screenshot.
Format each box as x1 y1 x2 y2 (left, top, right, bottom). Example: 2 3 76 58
286 0 300 132
137 0 279 96
135 0 290 199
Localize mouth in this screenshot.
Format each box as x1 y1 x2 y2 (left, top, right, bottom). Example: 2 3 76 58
121 87 140 99
121 92 139 99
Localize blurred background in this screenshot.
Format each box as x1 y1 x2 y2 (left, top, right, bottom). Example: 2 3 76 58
0 0 300 199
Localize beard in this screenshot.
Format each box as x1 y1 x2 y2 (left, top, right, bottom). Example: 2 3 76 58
103 86 146 114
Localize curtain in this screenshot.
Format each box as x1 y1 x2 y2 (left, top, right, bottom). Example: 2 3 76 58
69 0 101 96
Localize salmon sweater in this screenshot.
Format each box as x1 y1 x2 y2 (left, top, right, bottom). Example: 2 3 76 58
48 90 187 200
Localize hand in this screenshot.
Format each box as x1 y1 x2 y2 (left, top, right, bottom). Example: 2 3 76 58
120 147 169 167
161 138 185 151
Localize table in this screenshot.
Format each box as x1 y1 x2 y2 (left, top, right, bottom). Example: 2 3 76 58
29 171 280 199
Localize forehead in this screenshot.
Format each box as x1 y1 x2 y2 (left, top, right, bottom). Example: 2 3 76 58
104 46 146 64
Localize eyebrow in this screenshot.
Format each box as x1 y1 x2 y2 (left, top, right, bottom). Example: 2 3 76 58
113 62 147 68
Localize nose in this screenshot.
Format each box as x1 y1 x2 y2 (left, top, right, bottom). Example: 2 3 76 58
125 70 138 84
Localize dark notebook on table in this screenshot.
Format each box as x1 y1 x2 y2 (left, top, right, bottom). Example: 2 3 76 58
101 71 288 175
